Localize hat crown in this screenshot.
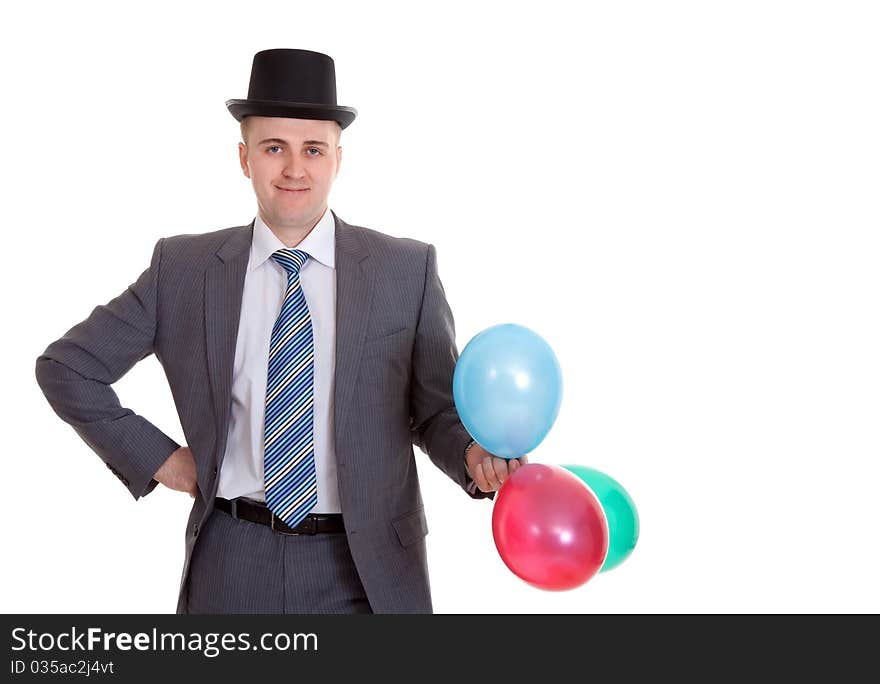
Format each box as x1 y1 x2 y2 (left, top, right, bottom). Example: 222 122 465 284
247 48 338 105
226 48 356 129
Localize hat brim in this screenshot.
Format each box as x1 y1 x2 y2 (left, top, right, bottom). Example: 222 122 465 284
226 99 357 129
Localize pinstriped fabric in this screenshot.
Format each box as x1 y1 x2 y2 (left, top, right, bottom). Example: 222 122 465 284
186 508 371 614
264 249 317 528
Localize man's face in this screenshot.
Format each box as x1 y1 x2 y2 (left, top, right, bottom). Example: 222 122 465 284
238 116 342 231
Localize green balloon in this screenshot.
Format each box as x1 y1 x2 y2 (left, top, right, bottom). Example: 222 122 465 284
562 465 639 573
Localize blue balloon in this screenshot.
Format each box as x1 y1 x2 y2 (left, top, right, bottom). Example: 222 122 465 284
453 323 563 458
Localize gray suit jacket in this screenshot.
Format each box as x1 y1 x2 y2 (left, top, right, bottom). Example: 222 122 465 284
35 210 493 614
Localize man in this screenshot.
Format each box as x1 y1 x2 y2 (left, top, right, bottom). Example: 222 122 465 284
34 48 525 614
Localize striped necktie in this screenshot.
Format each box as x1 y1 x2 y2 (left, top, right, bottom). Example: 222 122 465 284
264 248 317 528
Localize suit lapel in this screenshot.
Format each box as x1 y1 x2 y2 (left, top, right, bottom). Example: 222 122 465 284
332 211 374 445
205 220 253 466
203 211 374 471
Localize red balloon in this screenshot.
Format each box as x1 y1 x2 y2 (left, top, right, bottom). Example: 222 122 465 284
492 464 609 591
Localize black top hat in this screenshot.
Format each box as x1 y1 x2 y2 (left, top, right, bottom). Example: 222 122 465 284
226 48 357 129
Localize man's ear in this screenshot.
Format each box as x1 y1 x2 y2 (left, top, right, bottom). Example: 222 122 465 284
238 142 251 178
336 146 342 177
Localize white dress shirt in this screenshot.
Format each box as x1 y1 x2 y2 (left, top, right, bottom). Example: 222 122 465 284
216 206 341 513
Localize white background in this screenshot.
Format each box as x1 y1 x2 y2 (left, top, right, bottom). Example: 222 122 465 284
3 0 878 613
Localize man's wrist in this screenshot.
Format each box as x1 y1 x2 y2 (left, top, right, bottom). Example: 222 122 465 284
464 439 477 494
463 438 477 458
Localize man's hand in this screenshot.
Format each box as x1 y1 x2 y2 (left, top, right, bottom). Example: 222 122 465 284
466 442 528 493
153 446 198 498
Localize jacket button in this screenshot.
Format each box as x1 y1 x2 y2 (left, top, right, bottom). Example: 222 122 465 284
192 523 199 537
212 466 217 476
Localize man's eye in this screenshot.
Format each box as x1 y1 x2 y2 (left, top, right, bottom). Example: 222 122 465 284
267 145 282 154
307 147 321 156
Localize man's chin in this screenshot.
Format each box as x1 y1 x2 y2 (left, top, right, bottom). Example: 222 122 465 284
262 206 324 229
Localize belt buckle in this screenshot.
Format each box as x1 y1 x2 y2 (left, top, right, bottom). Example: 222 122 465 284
269 512 316 535
269 511 293 535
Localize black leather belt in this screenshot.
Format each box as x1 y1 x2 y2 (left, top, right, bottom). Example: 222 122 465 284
214 497 345 536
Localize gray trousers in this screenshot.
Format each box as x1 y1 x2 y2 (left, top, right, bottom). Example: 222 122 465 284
184 506 372 614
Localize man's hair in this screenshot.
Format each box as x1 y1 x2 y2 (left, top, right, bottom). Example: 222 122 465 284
240 117 342 147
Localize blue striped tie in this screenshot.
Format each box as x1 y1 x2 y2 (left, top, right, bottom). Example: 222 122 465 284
264 248 317 528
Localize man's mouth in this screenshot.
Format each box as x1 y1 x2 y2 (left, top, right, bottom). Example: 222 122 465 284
277 186 309 193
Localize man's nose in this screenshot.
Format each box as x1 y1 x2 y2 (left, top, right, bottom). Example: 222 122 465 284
283 155 307 178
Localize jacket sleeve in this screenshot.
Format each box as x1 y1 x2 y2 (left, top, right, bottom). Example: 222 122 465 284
409 243 495 501
34 237 181 501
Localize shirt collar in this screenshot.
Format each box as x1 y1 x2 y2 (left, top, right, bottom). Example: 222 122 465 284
249 206 336 272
